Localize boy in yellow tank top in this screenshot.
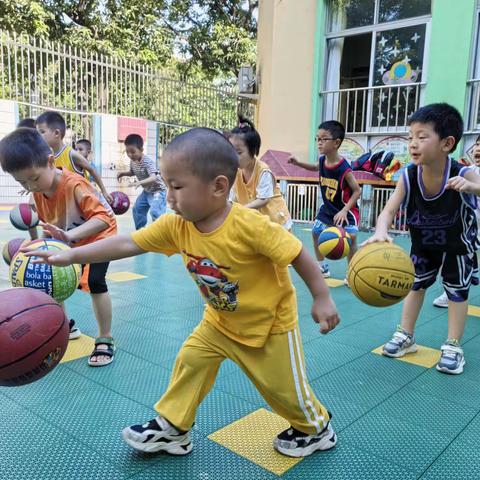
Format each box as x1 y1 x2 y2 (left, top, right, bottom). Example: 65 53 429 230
26 128 340 458
229 116 292 230
35 111 113 204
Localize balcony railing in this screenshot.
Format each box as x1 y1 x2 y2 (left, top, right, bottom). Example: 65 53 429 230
321 83 425 135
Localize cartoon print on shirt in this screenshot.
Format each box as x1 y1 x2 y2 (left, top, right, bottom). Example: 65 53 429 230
184 251 239 311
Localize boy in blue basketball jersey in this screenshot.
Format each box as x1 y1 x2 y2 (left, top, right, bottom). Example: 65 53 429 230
365 103 480 375
289 121 361 281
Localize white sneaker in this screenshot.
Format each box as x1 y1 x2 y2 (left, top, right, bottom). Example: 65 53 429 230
122 416 192 454
433 292 449 308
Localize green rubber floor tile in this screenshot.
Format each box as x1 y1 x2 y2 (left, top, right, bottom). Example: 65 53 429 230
2 432 128 480
408 368 480 408
462 334 480 359
64 348 155 383
311 358 419 409
420 439 480 480
303 338 366 380
124 313 195 341
316 390 372 432
455 413 480 447
32 387 159 476
341 412 452 473
215 371 268 408
107 321 184 367
1 364 97 407
195 388 258 435
217 358 242 378
372 386 478 437
281 438 417 480
128 432 276 480
327 325 395 352
100 364 172 407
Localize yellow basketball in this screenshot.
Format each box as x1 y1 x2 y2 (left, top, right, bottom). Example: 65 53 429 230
347 242 414 307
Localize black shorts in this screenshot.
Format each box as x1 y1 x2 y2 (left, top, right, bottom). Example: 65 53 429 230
410 248 476 302
80 262 110 294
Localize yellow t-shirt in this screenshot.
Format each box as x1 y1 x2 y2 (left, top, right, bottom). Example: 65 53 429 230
131 203 303 347
55 145 87 178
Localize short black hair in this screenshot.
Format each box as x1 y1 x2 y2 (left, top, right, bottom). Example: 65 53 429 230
231 115 261 156
75 138 92 150
35 111 67 137
17 118 36 129
124 134 144 149
318 120 345 143
0 128 52 172
408 103 464 152
165 127 239 187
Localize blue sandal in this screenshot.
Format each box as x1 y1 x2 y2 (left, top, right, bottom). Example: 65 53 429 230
88 337 115 367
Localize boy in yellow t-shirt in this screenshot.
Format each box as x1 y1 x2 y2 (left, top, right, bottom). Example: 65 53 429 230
26 128 340 458
35 111 113 204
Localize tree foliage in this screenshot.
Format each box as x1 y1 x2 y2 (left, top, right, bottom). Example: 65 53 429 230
0 0 257 80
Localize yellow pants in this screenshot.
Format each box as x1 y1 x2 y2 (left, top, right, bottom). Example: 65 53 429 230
155 319 330 434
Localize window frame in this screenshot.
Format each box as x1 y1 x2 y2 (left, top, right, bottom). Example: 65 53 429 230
321 2 432 134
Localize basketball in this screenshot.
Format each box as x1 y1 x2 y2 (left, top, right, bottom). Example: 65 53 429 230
9 203 39 230
0 288 69 386
347 242 415 307
110 191 130 215
318 226 352 260
9 239 81 302
2 238 27 265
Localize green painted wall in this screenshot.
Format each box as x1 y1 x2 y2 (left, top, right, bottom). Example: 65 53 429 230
309 0 327 163
424 0 476 111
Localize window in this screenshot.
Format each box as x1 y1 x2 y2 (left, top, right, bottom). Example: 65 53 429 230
323 0 431 133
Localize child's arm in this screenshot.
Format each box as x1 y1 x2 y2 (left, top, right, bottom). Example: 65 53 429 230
244 198 269 209
362 175 406 245
117 169 133 180
292 246 340 333
447 169 480 195
71 150 113 204
129 174 158 189
288 155 319 172
26 234 144 266
28 195 39 240
333 171 361 226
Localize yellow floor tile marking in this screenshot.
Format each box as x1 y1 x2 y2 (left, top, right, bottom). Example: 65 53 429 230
61 334 95 363
372 344 440 368
208 408 302 475
325 278 344 288
0 206 14 211
468 305 480 317
0 219 8 224
106 271 147 282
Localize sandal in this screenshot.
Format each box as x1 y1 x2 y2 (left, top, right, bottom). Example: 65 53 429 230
88 337 115 367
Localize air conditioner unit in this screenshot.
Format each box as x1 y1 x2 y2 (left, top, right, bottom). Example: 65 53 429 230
238 66 255 94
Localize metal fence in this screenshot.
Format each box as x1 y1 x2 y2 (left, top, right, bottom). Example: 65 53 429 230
0 30 255 128
321 83 425 134
286 182 408 233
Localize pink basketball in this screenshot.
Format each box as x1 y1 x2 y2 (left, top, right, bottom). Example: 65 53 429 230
2 237 27 265
9 204 39 230
110 191 130 215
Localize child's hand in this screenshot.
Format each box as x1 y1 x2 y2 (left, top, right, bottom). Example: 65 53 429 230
116 172 125 181
23 248 74 266
333 209 348 226
311 296 340 334
447 176 475 193
361 232 392 246
129 181 141 189
41 223 71 244
288 155 299 165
